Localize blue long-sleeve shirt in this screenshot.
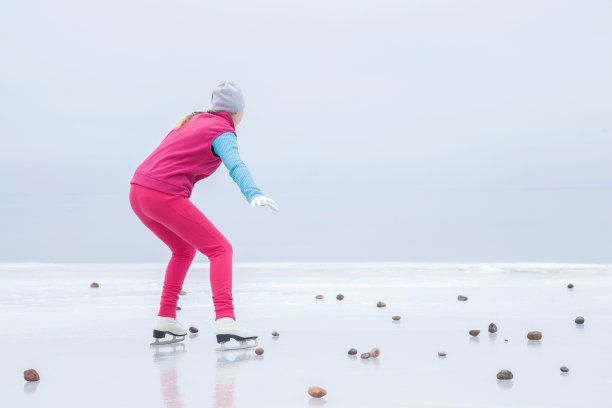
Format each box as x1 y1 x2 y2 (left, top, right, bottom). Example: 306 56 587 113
212 132 263 202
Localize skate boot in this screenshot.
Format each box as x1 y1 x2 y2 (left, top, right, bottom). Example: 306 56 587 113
151 316 187 346
215 317 258 351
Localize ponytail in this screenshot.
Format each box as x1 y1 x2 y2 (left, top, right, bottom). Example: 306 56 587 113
172 110 221 130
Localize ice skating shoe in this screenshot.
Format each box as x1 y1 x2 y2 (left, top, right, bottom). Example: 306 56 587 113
151 316 187 346
215 317 258 351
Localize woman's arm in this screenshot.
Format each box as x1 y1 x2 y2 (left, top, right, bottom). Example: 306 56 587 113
212 132 264 203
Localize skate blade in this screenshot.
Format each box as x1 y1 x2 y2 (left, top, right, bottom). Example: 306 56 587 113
150 335 185 346
216 339 258 352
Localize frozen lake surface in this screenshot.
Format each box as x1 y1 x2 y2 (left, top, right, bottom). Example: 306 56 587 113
1 262 611 407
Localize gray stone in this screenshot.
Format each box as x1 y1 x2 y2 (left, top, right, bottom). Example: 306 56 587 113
496 369 513 380
527 331 542 340
24 369 40 382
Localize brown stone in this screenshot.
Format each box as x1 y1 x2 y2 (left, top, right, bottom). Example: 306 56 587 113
347 348 358 355
392 315 401 321
438 351 447 357
488 323 498 333
527 331 542 340
469 330 480 337
90 282 99 288
575 316 585 324
360 352 370 359
336 294 344 300
567 283 574 289
255 348 264 355
370 347 380 358
189 327 198 333
24 369 40 382
377 301 386 308
308 386 327 398
272 330 279 337
496 369 513 380
315 294 324 299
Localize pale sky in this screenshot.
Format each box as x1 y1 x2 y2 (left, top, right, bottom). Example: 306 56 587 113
1 0 611 263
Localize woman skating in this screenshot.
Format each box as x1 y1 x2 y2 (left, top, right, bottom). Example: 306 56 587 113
129 81 278 350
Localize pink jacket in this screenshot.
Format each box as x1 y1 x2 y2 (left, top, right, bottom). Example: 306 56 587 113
131 111 236 198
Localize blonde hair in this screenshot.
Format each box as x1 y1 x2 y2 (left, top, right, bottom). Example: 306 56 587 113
172 110 222 130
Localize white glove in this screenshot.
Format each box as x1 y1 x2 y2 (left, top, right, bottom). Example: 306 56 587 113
250 195 279 212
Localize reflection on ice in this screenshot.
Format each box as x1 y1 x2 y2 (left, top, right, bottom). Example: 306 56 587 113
150 336 261 408
359 357 380 368
152 343 186 359
215 351 258 408
308 397 327 407
216 350 257 366
153 343 186 408
23 381 39 394
497 380 514 390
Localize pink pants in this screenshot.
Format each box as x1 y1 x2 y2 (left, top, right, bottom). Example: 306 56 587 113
129 183 234 320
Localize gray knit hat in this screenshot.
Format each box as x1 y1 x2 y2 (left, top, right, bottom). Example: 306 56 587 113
210 80 245 113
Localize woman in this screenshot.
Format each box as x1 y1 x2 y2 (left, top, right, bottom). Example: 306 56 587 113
129 80 278 350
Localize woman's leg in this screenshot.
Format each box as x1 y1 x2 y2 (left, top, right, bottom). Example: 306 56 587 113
130 184 235 320
130 186 197 318
159 197 235 320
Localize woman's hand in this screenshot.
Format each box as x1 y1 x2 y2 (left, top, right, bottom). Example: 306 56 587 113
250 195 279 212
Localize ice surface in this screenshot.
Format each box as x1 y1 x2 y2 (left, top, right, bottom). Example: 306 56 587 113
1 262 611 407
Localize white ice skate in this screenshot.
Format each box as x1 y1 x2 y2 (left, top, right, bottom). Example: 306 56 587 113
215 317 258 351
151 316 187 346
